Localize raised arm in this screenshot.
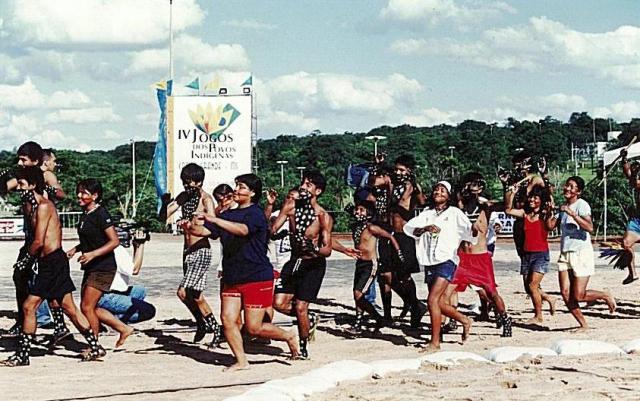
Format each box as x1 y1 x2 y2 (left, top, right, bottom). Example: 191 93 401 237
504 188 525 218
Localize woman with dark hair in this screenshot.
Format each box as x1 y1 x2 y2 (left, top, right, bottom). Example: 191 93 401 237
505 184 557 325
66 179 134 352
185 173 299 371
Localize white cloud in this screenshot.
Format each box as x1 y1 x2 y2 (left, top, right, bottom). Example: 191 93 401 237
592 101 640 121
222 19 276 31
127 34 249 75
0 78 46 110
48 90 92 109
380 0 515 25
45 106 121 124
391 17 640 88
104 129 122 139
6 0 204 48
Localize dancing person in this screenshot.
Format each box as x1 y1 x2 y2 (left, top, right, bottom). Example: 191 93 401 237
390 154 427 326
66 179 134 349
1 167 104 366
185 173 299 371
505 184 557 325
160 163 221 344
2 142 69 343
272 170 333 359
451 172 512 337
620 149 640 284
333 200 403 333
554 176 616 329
404 181 475 353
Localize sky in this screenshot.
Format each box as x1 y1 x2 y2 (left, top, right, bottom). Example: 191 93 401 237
0 0 639 151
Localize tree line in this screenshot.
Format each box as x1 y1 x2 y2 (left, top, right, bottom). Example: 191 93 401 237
1 112 638 234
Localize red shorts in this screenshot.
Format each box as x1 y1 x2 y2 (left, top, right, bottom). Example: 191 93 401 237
452 252 498 295
222 280 274 309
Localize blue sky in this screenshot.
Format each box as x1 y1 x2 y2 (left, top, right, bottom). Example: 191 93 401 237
0 0 638 151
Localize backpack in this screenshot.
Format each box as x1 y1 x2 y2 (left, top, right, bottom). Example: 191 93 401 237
346 163 371 188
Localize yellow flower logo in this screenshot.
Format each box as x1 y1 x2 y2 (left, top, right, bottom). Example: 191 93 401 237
188 103 240 137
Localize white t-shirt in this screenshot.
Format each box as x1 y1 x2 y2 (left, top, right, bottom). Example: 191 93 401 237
560 198 592 252
487 212 502 246
271 211 291 272
403 206 475 266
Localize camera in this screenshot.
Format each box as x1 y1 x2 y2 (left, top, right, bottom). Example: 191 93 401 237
115 219 150 248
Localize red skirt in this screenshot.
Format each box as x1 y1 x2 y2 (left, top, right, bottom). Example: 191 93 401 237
452 251 498 295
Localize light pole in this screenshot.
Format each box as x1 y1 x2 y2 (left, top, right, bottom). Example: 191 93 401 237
365 135 387 157
296 166 306 181
448 146 455 158
276 160 288 187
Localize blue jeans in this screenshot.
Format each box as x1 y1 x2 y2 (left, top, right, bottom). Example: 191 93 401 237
98 285 156 324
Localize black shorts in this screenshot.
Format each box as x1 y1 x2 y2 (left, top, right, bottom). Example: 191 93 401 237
395 232 420 275
377 237 396 274
353 259 377 293
274 257 326 302
31 249 76 301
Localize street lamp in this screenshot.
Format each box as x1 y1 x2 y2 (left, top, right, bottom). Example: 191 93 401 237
276 160 288 187
296 166 306 181
448 146 456 158
365 135 387 157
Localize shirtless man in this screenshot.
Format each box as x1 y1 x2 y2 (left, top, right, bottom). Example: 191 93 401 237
1 167 103 366
620 148 640 284
161 163 221 345
3 142 69 343
332 200 403 333
450 172 512 337
272 170 333 359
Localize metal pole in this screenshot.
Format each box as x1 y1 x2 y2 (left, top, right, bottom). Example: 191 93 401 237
132 139 137 218
280 163 284 187
169 0 174 80
604 168 607 241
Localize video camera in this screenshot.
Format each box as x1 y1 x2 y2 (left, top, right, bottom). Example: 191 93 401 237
115 219 150 248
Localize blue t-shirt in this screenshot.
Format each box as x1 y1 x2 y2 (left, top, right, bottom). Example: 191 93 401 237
205 204 274 285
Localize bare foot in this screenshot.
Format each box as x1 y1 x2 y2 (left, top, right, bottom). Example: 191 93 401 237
524 317 544 325
547 297 557 316
570 326 590 333
604 292 617 313
285 333 300 359
461 318 472 343
419 343 441 354
116 326 134 348
223 362 250 372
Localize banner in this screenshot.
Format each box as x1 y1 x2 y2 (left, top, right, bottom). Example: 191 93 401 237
153 86 169 211
167 94 253 200
0 217 24 238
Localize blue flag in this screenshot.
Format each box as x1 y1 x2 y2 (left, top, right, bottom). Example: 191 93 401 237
186 77 199 90
153 85 168 211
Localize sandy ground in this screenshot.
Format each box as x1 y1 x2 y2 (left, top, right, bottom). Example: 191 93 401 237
0 234 639 401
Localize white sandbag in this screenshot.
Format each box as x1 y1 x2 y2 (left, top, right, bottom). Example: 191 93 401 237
621 339 640 354
421 351 489 365
224 387 293 401
369 358 422 378
485 346 557 363
262 374 335 401
307 360 374 384
551 339 624 356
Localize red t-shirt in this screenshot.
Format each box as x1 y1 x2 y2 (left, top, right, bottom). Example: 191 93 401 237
523 216 548 252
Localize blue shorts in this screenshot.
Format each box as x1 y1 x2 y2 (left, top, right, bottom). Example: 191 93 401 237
520 251 550 275
424 260 457 283
627 218 640 234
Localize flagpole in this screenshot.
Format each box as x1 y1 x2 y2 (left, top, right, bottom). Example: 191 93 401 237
169 0 174 80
